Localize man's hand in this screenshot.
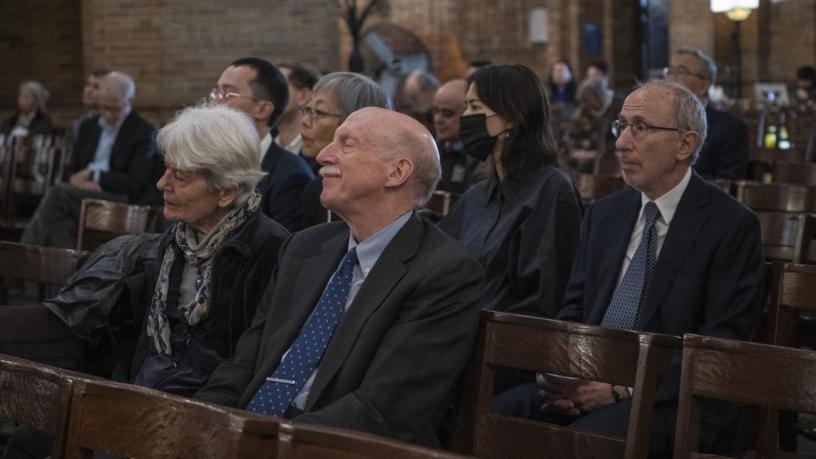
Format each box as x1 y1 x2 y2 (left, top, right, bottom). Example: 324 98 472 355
537 373 616 416
77 180 102 192
69 168 92 187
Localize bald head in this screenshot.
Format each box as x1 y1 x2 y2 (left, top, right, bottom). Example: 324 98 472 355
316 107 440 239
350 107 441 205
433 79 466 141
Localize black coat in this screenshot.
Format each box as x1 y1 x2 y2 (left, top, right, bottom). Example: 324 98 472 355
69 111 159 203
256 141 314 232
0 110 55 137
693 106 749 180
558 171 764 452
131 210 289 396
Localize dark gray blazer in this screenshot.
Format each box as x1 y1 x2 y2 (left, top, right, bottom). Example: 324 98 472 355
195 213 484 447
557 171 764 452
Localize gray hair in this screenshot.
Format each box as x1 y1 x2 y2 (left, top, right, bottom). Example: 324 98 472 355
158 105 264 199
576 78 607 104
313 72 392 123
676 48 717 84
642 80 708 161
413 139 442 207
19 81 50 113
100 71 136 101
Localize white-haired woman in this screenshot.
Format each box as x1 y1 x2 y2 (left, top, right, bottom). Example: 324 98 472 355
1 80 55 138
132 104 289 396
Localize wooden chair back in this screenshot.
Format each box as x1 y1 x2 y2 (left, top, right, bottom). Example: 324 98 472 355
461 311 680 459
674 334 816 459
0 354 74 459
0 241 87 302
755 212 816 262
76 198 160 251
574 174 626 202
426 190 454 217
0 132 67 231
768 263 816 348
736 181 815 212
63 379 280 459
772 162 816 186
277 422 471 459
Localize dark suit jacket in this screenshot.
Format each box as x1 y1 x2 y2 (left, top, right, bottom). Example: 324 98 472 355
256 141 314 232
557 171 764 451
693 106 749 180
0 110 55 137
69 111 158 203
196 213 484 447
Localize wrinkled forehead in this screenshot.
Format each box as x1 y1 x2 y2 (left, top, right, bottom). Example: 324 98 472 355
621 87 674 123
335 113 375 143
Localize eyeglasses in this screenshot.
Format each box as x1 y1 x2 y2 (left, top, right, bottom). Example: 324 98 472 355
611 119 682 140
300 106 342 121
663 66 708 81
208 88 258 102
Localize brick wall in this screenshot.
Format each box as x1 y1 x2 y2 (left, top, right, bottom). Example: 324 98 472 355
2 0 815 127
79 0 340 125
0 0 84 126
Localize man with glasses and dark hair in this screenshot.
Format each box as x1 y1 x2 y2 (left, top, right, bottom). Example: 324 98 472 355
496 80 763 456
664 48 749 180
432 79 485 194
275 60 321 155
211 57 314 231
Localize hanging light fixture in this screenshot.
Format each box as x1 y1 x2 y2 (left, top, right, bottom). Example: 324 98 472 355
710 0 759 21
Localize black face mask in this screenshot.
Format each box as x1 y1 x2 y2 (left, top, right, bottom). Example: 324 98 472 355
459 114 498 162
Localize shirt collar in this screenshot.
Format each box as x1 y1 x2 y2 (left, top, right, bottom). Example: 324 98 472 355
98 108 130 131
640 166 692 226
347 210 413 278
260 133 273 160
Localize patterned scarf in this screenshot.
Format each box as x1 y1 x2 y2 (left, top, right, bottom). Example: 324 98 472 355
146 192 261 355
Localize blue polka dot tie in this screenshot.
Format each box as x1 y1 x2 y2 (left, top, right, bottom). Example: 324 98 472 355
602 202 660 330
246 247 358 417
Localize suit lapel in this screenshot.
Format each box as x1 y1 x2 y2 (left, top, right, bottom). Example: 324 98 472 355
109 111 134 160
304 215 424 410
589 190 641 324
637 173 710 329
250 229 348 387
261 142 279 173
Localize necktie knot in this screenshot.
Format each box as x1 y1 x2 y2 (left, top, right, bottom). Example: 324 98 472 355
644 201 660 228
343 247 359 269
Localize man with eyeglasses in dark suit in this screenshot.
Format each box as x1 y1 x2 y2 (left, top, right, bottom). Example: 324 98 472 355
210 57 314 232
665 48 749 180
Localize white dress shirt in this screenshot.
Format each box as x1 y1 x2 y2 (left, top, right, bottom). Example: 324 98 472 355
616 167 692 286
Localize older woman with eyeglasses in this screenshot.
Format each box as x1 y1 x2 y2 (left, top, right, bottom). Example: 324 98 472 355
133 104 289 396
300 72 393 227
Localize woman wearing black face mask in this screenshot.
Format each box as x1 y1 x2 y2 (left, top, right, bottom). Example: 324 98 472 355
439 64 583 319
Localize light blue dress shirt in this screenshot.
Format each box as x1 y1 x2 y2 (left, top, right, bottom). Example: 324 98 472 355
289 210 413 409
88 110 129 182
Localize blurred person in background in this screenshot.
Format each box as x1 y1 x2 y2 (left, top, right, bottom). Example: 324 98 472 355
1 80 54 139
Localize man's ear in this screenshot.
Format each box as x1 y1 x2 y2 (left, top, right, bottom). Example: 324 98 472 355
217 183 240 208
677 131 700 163
384 158 414 189
255 100 275 122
